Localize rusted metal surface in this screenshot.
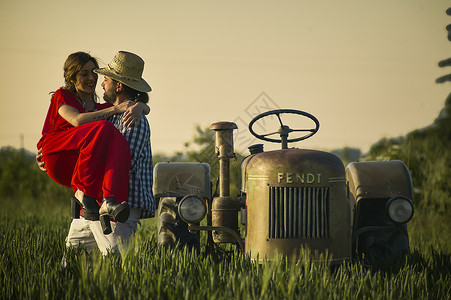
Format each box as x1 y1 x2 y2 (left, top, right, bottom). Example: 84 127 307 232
210 121 238 131
211 196 241 243
268 186 330 239
346 160 413 203
153 162 211 199
210 122 237 197
210 122 241 243
346 161 413 262
242 148 351 262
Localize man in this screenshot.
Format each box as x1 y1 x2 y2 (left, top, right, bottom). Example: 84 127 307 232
38 51 155 256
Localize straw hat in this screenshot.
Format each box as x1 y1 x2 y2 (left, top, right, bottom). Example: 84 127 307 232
94 51 151 92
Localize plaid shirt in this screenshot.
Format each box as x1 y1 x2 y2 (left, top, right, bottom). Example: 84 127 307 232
108 113 155 218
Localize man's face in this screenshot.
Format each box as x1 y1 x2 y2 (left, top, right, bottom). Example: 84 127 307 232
101 76 117 104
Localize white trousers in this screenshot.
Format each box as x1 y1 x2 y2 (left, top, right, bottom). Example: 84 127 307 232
65 208 142 255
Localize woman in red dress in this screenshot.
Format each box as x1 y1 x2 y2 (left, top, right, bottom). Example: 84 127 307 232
37 52 148 232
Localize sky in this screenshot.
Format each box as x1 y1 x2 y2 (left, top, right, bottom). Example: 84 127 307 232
0 0 450 157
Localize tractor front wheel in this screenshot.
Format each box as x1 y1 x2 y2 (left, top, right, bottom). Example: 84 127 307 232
157 197 200 252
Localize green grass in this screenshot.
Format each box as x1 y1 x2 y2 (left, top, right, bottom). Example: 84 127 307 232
1 197 450 299
3 99 450 299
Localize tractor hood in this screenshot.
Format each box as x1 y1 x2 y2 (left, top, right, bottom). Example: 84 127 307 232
241 148 345 193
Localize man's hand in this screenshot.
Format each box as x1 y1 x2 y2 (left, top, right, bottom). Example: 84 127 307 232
36 148 47 172
122 102 143 128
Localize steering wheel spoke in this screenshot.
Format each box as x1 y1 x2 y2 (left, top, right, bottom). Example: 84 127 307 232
291 129 316 132
276 113 284 127
260 131 282 137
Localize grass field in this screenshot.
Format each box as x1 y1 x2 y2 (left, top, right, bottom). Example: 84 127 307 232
1 196 450 300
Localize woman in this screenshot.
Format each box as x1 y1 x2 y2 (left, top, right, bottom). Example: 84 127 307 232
37 51 148 232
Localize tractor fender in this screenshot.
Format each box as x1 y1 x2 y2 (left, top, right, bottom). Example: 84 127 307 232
346 160 413 204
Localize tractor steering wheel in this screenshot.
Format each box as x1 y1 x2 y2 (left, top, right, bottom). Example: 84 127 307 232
248 109 320 149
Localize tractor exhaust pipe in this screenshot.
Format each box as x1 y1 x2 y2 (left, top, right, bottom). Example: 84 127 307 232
211 122 237 197
210 122 240 243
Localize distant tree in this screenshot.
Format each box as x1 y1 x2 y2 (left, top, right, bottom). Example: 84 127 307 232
182 125 245 197
435 8 451 83
362 8 451 212
331 147 362 165
0 146 71 201
362 94 451 212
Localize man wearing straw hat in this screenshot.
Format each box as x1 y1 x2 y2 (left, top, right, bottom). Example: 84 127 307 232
63 51 155 256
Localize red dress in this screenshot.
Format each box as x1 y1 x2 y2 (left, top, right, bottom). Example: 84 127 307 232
37 88 131 205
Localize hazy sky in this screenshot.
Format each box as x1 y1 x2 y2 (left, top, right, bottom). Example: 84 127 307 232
0 0 450 156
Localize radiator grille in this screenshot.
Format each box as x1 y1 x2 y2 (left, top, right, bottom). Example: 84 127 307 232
269 186 330 239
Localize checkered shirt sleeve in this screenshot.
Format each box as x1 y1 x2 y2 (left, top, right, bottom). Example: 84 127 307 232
108 113 155 218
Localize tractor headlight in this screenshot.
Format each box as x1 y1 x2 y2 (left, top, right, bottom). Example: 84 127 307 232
178 194 207 224
386 196 414 224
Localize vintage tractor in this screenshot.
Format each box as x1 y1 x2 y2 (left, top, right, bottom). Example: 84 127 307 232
153 109 414 264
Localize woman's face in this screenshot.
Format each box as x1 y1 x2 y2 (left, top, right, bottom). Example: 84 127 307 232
74 60 98 96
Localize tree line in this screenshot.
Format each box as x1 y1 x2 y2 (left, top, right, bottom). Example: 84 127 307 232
1 94 449 212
